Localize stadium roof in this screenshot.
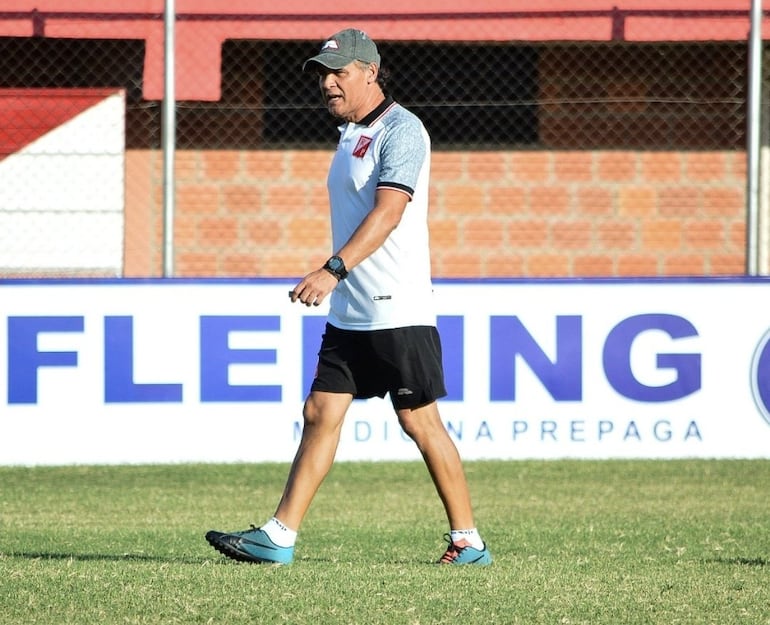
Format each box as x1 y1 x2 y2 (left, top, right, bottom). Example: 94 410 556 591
1 0 766 100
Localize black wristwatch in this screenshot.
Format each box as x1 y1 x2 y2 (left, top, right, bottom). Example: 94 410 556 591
323 255 348 281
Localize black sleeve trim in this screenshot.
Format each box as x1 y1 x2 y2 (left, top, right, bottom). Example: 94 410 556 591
377 181 414 198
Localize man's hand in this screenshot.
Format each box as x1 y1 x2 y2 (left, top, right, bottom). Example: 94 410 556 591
289 268 340 307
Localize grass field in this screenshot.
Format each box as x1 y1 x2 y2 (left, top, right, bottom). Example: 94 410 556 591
1 459 768 625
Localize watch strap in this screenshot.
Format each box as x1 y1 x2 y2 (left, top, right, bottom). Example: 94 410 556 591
323 255 348 280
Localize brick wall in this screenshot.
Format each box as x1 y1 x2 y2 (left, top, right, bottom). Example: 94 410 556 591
124 149 747 278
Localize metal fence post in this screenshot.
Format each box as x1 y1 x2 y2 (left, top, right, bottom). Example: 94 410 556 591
747 0 764 275
162 0 176 277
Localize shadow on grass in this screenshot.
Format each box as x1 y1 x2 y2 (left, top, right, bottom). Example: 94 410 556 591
5 551 213 565
706 556 767 567
6 551 351 565
6 551 439 566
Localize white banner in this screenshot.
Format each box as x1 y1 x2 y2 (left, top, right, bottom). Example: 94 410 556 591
0 89 125 273
1 278 769 465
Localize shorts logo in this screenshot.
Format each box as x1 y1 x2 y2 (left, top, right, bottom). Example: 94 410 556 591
352 135 372 158
750 328 770 427
397 388 414 396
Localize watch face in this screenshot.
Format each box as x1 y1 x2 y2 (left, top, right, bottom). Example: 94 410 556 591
328 257 343 271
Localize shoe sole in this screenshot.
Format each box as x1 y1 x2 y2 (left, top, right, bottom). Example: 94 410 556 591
455 554 492 565
205 530 280 564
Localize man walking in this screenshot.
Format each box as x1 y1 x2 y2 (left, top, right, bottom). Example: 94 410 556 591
206 28 492 566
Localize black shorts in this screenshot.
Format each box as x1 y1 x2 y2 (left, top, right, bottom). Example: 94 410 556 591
310 323 448 410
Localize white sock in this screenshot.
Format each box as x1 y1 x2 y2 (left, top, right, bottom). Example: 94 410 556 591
450 528 484 550
260 517 297 548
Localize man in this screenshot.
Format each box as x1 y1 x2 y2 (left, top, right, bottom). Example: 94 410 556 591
205 28 492 566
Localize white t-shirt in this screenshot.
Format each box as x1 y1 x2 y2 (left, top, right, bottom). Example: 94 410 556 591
326 97 436 330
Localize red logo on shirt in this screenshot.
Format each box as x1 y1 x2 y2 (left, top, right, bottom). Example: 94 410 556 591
352 135 373 158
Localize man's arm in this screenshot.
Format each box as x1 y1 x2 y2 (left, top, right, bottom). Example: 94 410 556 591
335 188 408 269
289 188 409 307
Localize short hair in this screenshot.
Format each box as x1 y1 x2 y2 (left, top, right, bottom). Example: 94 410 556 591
354 60 390 95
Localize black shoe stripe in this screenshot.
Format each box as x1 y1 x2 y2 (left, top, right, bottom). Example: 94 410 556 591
205 531 268 564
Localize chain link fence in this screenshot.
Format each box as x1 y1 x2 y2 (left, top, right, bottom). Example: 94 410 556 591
0 6 765 278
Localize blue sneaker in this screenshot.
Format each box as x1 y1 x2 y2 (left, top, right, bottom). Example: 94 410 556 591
437 534 492 565
205 525 294 564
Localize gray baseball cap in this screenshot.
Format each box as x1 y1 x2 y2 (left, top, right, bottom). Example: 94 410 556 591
303 28 381 71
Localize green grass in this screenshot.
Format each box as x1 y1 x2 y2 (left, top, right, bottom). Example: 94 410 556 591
1 460 768 624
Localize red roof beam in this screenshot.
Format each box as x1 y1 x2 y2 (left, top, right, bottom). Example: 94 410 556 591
1 8 767 101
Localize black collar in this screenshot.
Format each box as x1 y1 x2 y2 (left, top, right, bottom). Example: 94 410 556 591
356 96 395 126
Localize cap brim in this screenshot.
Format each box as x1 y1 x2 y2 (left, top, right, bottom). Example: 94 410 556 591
302 52 354 72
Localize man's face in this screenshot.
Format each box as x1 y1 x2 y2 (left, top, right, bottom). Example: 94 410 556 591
317 61 376 123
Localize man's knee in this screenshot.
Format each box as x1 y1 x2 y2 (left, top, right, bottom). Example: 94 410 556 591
396 402 442 440
302 391 350 430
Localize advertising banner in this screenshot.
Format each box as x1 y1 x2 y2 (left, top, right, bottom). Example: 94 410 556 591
1 278 769 465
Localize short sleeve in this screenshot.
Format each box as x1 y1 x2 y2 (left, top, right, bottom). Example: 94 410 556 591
377 115 426 198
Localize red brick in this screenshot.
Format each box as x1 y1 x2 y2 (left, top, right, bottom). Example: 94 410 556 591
442 185 487 216
201 150 241 181
553 151 593 182
509 152 551 182
176 252 219 277
289 150 333 181
659 187 702 217
710 254 745 274
488 187 526 214
576 187 614 217
728 221 746 249
176 184 220 215
702 188 743 218
308 184 330 212
244 151 287 180
223 185 262 214
464 218 506 248
684 152 727 181
663 255 706 276
598 222 636 249
432 152 466 182
617 254 660 276
641 153 682 181
221 254 257 277
125 149 162 277
173 215 198 250
260 253 324 278
683 221 724 249
727 151 747 179
198 217 240 248
508 220 549 248
126 146 751 281
530 186 571 216
552 221 593 249
286 217 330 247
597 151 637 182
430 218 460 248
642 219 683 251
440 252 483 278
484 253 525 277
265 184 311 215
175 150 200 181
618 187 655 217
245 219 284 246
574 255 614 276
526 254 570 277
467 152 505 181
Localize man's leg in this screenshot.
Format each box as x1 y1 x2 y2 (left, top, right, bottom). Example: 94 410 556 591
397 401 492 564
205 390 352 563
273 390 353 530
396 401 475 530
